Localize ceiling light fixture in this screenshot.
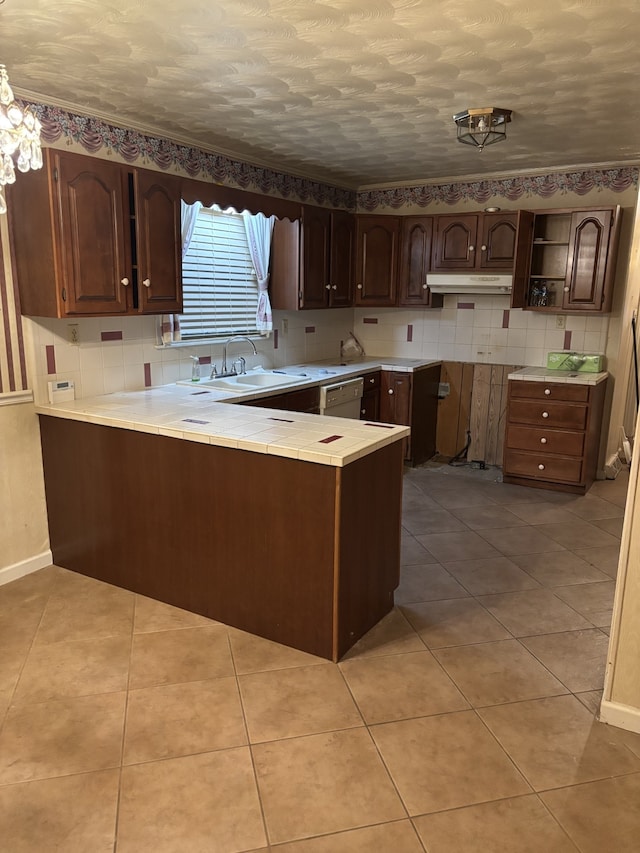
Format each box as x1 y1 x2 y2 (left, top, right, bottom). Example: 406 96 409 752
0 64 42 214
453 107 512 152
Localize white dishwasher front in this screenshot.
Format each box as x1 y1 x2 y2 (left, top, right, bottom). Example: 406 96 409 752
318 377 364 418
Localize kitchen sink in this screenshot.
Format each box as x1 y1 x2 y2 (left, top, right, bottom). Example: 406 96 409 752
177 370 299 392
233 373 298 387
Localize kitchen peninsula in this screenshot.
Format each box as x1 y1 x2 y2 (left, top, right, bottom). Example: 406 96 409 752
36 372 411 662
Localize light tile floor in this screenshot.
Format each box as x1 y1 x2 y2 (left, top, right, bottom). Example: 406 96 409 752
1 465 639 851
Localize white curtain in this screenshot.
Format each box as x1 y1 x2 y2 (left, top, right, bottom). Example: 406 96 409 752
242 211 276 336
159 200 203 345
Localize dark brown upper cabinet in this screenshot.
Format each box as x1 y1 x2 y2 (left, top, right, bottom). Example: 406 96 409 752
431 211 518 272
354 215 400 307
8 149 182 317
397 216 443 308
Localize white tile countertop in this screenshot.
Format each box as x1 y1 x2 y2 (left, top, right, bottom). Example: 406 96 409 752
508 366 608 386
34 358 432 467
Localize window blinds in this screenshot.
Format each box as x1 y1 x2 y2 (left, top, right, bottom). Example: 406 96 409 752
180 208 258 339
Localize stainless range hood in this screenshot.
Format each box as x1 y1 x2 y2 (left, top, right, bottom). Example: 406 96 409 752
427 273 513 295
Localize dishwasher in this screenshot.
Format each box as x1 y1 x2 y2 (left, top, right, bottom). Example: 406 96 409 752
318 377 364 418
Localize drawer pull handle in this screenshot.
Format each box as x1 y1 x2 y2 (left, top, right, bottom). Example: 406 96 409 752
544 388 551 396
120 277 130 286
388 389 394 395
369 378 375 384
542 411 549 418
540 437 547 444
538 464 545 471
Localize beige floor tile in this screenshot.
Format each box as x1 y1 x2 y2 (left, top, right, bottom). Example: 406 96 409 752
0 566 60 605
534 522 620 551
414 793 580 853
564 494 625 521
553 581 616 627
573 545 620 578
511 550 611 587
477 526 566 556
371 710 530 815
450 504 528 530
434 639 567 707
129 625 233 689
592 516 624 537
0 593 51 648
271 820 424 852
239 664 362 742
541 773 640 853
401 534 438 565
478 695 640 791
341 608 425 659
402 507 468 535
415 531 501 563
401 599 511 648
124 677 247 764
12 634 131 704
0 769 120 853
340 650 468 724
576 689 603 716
117 748 267 853
0 692 126 784
134 594 218 633
507 501 582 526
477 589 592 637
253 728 405 844
521 629 609 693
443 556 541 595
395 562 469 604
0 642 30 694
35 572 134 645
229 628 326 675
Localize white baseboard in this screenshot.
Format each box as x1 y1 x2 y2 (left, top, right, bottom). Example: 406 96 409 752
599 699 640 735
0 550 53 587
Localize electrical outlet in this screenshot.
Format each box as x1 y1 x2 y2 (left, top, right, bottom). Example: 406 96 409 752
555 315 566 330
281 318 288 335
68 324 80 345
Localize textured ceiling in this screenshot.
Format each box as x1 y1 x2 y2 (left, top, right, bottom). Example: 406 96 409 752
1 0 640 188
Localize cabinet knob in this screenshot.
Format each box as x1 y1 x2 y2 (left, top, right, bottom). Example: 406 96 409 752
469 245 475 252
325 284 331 290
143 278 151 288
481 244 487 251
120 277 130 286
542 411 549 418
332 285 337 290
538 464 545 471
540 437 547 444
361 408 366 414
422 284 428 290
369 377 375 384
357 283 363 290
564 286 570 292
388 389 394 395
544 388 551 396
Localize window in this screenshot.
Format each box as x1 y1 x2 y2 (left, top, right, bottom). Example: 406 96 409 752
180 207 258 339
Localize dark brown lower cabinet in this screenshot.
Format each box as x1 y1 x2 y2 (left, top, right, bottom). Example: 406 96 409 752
39 416 404 661
379 365 441 465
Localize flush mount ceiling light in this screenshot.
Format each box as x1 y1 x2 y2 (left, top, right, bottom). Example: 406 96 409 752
0 64 42 214
453 107 512 152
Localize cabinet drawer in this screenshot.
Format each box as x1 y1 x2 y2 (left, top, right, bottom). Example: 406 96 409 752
362 371 381 391
505 425 585 458
509 381 589 403
508 399 588 431
504 450 583 484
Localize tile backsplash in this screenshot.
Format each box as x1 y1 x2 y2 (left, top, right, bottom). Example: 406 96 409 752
23 297 610 403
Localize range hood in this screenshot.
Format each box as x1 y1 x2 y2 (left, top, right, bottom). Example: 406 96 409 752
427 273 513 295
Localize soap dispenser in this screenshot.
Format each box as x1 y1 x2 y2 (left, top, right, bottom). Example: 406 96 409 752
189 355 200 382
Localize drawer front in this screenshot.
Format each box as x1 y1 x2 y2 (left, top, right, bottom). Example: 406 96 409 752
509 381 590 403
506 425 585 458
508 399 588 431
363 371 381 391
504 450 583 484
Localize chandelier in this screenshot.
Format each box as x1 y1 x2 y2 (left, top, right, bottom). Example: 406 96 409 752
453 107 512 151
0 64 42 214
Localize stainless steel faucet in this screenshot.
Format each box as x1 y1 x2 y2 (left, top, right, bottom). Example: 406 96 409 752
211 336 258 378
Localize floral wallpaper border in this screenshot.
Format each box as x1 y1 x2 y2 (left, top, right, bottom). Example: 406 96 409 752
33 102 638 212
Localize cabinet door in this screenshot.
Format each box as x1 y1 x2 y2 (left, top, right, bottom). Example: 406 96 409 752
56 152 130 315
431 214 478 270
329 210 354 307
300 206 331 309
135 170 183 314
479 212 518 269
563 210 614 311
380 371 412 425
398 216 442 307
355 216 400 307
